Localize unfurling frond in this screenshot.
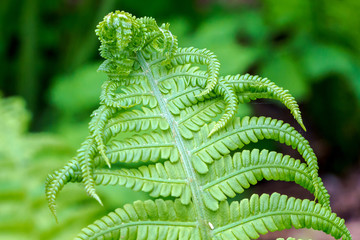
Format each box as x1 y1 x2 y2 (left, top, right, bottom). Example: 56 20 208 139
45 10 351 240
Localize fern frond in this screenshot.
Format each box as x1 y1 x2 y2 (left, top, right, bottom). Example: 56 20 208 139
46 11 351 240
158 68 305 138
45 159 81 220
193 117 319 185
170 48 238 135
75 199 200 240
89 105 115 167
227 74 306 131
75 194 351 240
171 47 220 95
200 149 330 211
77 137 103 205
60 161 191 204
210 193 351 240
210 81 238 136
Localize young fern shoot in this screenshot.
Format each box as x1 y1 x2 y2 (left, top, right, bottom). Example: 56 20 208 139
45 11 352 240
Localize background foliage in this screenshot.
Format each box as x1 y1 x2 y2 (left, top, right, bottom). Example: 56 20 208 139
1 0 359 239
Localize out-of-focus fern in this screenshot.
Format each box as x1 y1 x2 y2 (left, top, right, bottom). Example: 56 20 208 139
0 94 91 240
49 63 106 147
0 94 145 240
46 11 352 239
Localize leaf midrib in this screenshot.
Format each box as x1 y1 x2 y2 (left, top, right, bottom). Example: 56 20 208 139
95 170 187 184
106 142 175 153
136 51 211 239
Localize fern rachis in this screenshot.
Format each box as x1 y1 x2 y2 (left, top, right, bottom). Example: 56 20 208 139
45 11 352 239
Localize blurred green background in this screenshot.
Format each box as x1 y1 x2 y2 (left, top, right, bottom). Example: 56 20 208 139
1 0 359 239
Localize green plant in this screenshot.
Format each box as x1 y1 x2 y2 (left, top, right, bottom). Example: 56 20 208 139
0 94 89 240
45 11 352 239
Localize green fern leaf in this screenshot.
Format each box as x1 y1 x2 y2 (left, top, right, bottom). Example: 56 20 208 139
74 194 350 240
210 193 351 240
104 132 179 164
89 105 115 167
192 117 319 186
227 73 306 130
45 159 81 220
200 149 330 211
93 162 191 204
75 199 200 240
45 11 352 240
100 79 157 109
103 107 168 135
